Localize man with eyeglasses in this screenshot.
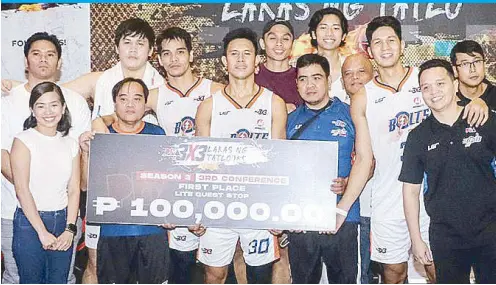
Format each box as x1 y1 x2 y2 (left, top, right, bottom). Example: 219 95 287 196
450 40 496 110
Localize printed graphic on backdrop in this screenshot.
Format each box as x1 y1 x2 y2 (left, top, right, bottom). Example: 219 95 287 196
89 3 496 84
1 4 91 83
86 134 339 231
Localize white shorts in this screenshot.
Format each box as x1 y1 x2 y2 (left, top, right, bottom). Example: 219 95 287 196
168 228 199 252
198 228 279 267
371 217 430 264
85 223 100 249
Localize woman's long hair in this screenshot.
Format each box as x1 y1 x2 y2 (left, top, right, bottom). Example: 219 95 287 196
23 82 72 136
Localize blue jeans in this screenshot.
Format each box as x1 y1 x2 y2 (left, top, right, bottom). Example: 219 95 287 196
360 216 373 284
13 208 73 284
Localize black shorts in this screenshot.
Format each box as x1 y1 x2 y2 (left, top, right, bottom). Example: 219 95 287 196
97 233 170 283
288 222 358 284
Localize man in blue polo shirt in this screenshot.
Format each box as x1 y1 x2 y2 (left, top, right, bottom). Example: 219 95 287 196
80 78 170 283
286 53 359 283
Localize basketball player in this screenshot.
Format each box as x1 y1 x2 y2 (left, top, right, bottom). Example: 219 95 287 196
194 27 287 284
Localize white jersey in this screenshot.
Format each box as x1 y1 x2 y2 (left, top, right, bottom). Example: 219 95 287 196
211 87 273 139
156 77 212 136
92 61 164 123
365 67 430 220
156 77 212 251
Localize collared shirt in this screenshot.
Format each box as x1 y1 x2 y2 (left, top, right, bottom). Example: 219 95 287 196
457 80 496 111
286 98 360 222
399 110 496 248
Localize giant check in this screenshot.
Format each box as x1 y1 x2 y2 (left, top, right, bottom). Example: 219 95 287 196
86 134 339 231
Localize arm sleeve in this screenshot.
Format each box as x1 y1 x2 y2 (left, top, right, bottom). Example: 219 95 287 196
398 130 425 184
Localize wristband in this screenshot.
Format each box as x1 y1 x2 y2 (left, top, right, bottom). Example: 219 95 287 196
335 208 348 217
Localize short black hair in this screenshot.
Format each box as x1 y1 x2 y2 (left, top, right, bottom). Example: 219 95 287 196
223 28 258 56
296 53 330 78
308 8 348 48
366 16 402 44
418 59 455 83
112 77 149 103
24 32 62 59
450 40 485 65
156 27 192 54
114 18 155 49
24 82 71 136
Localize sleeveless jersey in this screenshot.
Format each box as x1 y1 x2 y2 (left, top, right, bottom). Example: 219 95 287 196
156 77 212 137
211 87 273 139
364 67 430 220
92 61 164 123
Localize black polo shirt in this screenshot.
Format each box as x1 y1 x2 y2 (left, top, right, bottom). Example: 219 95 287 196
399 109 496 249
457 80 496 110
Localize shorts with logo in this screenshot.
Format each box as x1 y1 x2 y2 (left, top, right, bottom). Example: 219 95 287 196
198 228 279 267
85 222 100 249
168 227 199 251
371 217 430 264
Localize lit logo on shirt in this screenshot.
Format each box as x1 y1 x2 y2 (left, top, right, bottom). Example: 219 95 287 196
388 109 430 132
174 116 195 134
230 129 269 139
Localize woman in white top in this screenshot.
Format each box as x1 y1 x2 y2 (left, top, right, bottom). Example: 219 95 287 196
10 81 80 284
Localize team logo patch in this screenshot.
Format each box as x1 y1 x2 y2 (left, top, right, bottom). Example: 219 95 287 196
174 116 195 134
230 129 269 139
232 129 251 138
462 133 482 148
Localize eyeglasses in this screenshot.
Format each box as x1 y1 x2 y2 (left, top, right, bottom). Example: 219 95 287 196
455 59 484 69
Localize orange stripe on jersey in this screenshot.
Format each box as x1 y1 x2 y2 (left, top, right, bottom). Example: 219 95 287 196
111 121 145 134
397 67 413 92
166 77 203 98
245 87 265 109
221 88 243 109
372 67 413 94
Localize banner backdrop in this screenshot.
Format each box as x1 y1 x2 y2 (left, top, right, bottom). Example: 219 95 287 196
86 134 339 231
1 4 91 83
89 3 496 84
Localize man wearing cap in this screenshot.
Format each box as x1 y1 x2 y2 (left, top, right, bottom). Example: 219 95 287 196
256 18 302 114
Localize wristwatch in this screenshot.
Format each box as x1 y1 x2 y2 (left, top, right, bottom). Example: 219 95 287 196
66 223 77 235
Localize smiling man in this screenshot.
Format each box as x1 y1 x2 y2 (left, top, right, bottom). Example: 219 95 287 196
195 27 287 284
256 18 303 113
400 59 496 283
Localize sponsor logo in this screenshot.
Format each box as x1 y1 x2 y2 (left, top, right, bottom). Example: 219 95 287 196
174 116 195 134
87 233 98 239
219 110 230 116
465 127 476 133
194 95 205 102
409 86 421 94
164 100 173 106
374 96 386 104
462 133 482 148
201 248 213 254
331 128 348 137
332 120 346 128
428 142 439 151
174 235 187 241
376 247 387 254
255 109 268 115
388 109 431 132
